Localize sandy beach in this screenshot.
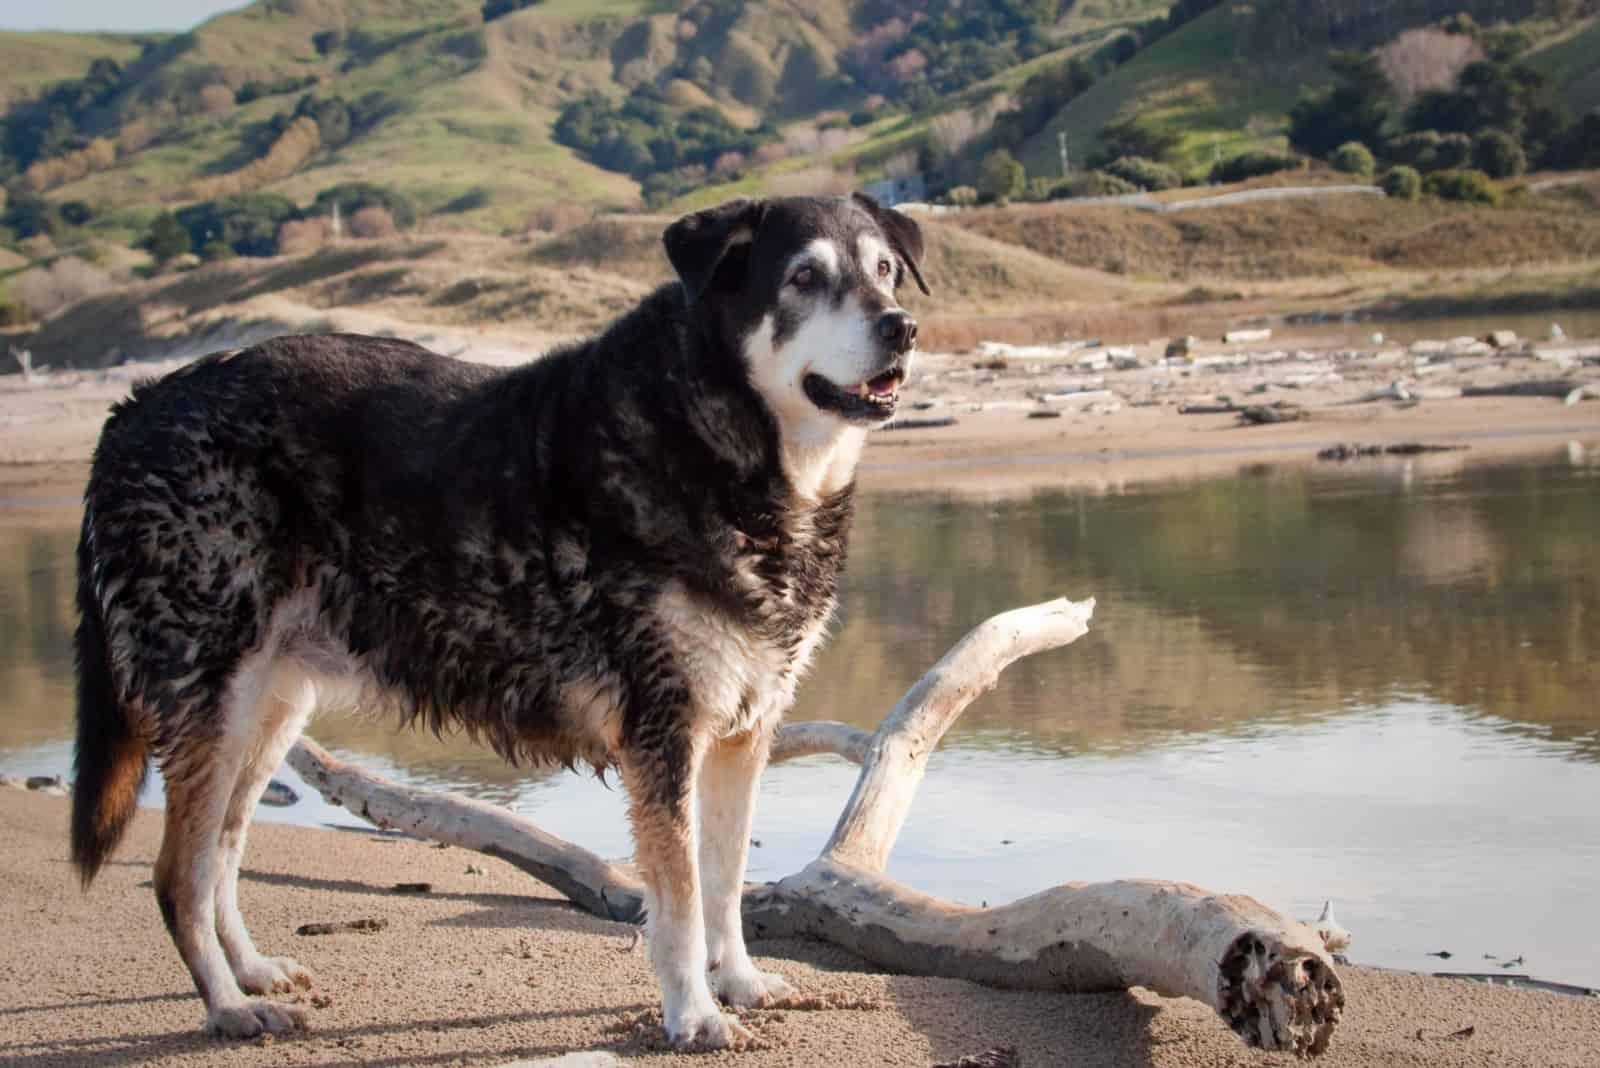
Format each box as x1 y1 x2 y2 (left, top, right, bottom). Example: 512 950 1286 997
2 330 1599 1066
1 789 1597 1067
2 328 1598 514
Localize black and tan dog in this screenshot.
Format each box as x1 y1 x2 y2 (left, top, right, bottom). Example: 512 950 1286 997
70 194 926 1048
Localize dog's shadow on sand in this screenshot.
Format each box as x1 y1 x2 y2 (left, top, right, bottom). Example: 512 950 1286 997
238 868 631 939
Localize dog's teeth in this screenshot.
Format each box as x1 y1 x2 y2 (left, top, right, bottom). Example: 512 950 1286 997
856 382 870 398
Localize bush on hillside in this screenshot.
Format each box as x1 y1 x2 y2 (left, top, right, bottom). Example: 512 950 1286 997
307 182 416 229
1423 168 1501 205
1103 155 1182 191
1379 165 1422 201
1472 130 1527 178
1433 132 1474 170
943 185 979 207
978 148 1027 203
176 193 299 258
1094 116 1182 164
2 193 57 239
1048 171 1138 199
348 206 398 240
1208 151 1302 184
1330 141 1376 177
141 211 192 266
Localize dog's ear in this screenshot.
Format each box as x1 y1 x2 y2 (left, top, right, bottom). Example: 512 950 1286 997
664 198 764 303
852 192 930 296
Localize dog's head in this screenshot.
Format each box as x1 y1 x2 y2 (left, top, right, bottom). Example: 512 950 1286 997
664 194 928 438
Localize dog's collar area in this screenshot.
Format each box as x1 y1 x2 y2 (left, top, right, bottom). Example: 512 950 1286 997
802 366 905 422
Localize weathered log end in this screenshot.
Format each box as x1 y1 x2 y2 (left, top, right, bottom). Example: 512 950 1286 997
1218 930 1344 1056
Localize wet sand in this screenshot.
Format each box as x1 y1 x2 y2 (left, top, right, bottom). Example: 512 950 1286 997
3 790 1598 1067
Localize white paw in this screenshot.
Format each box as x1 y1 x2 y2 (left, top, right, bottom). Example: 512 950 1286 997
664 1003 751 1050
711 963 795 1008
235 955 314 995
205 998 308 1038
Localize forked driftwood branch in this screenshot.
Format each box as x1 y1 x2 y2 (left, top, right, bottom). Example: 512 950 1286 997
287 596 1344 1055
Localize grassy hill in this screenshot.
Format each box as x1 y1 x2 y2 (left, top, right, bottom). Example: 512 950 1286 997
1 0 1597 258
1022 3 1600 178
0 31 157 108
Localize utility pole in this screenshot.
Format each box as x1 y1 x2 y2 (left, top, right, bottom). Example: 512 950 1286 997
1057 130 1070 176
331 200 342 243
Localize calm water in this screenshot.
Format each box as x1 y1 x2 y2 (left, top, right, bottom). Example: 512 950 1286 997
4 449 1599 986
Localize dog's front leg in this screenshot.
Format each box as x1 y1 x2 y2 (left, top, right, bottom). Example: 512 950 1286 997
699 729 794 1007
621 737 749 1049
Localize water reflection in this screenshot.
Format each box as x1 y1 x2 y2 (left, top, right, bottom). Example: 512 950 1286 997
3 449 1599 985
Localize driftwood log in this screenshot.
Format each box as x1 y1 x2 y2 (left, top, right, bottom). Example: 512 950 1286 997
287 596 1344 1055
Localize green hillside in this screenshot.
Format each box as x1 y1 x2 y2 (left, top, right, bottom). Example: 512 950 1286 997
1023 2 1600 177
0 31 156 108
1 0 1597 257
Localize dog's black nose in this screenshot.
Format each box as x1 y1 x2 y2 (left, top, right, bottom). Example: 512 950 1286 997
877 311 917 351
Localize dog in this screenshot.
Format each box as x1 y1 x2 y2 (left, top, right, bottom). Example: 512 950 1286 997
69 193 927 1048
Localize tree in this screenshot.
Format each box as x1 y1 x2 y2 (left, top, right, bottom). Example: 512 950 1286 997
978 147 1026 202
1096 115 1181 163
1424 168 1501 206
1379 165 1421 200
1103 155 1181 191
142 211 192 266
1288 50 1391 160
1329 141 1375 177
1472 130 1526 178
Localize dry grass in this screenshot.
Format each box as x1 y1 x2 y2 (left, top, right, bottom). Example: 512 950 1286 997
953 195 1600 282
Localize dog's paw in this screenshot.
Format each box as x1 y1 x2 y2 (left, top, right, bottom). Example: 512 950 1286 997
235 955 314 995
712 963 795 1008
205 999 308 1039
664 1002 751 1050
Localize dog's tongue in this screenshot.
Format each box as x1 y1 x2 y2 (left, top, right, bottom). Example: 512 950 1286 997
866 370 902 396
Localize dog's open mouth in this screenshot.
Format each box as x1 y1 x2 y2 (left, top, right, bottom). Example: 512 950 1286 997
803 366 906 422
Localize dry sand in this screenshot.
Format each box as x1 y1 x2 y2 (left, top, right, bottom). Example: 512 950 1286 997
3 790 1599 1067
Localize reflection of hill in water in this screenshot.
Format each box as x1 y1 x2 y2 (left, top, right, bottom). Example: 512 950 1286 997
4 451 1598 779
797 453 1600 762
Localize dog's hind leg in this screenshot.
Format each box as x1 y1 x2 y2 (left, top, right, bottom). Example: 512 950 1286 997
699 729 794 1008
621 735 749 1049
215 660 316 997
154 660 308 1039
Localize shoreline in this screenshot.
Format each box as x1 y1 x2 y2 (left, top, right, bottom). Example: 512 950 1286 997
3 389 1597 521
4 789 1598 1066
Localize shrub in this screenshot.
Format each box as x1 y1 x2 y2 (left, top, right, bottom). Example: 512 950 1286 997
1329 141 1376 177
1423 168 1501 205
1385 130 1442 171
58 201 94 226
1433 132 1473 170
1103 155 1181 191
944 185 979 207
1095 116 1181 164
1209 151 1302 184
978 148 1026 203
1472 130 1526 179
1379 165 1422 201
308 182 416 229
176 193 299 257
348 206 397 240
141 211 191 265
1048 171 1137 199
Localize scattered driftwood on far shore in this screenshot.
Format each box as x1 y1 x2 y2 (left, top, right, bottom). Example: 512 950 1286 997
1318 443 1469 461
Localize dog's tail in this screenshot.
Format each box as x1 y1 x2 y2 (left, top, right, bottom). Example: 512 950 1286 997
70 531 148 889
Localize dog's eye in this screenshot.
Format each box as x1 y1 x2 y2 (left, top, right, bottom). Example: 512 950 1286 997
789 266 817 289
877 258 893 280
